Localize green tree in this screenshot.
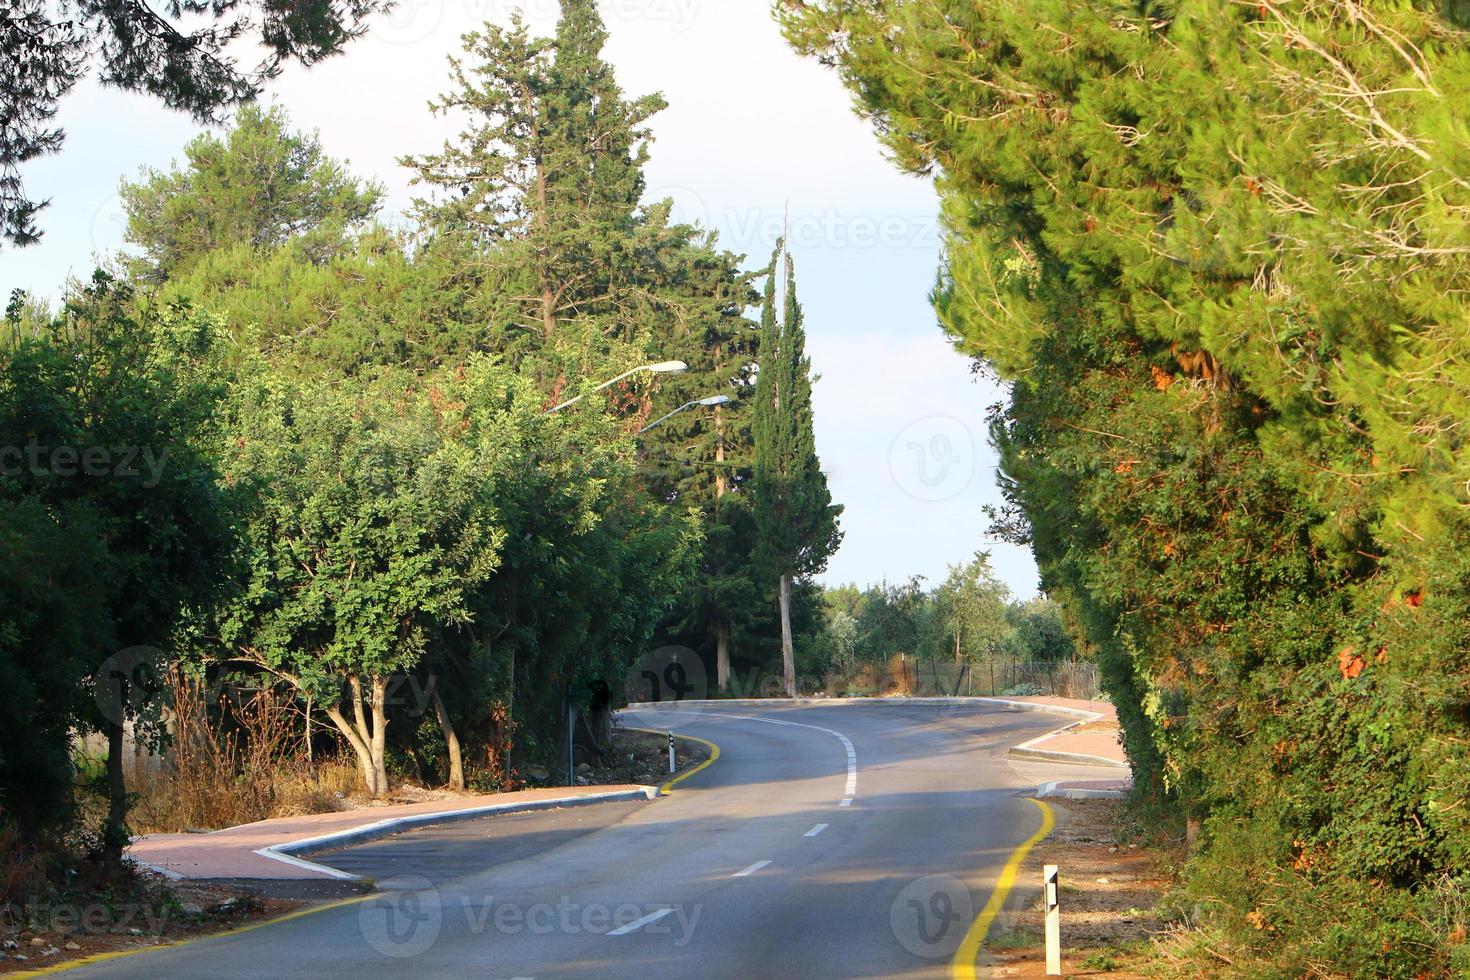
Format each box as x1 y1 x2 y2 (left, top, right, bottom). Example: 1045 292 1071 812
752 241 842 697
1 0 385 247
0 496 108 835
214 364 503 795
781 0 1470 970
120 104 383 282
402 2 668 357
928 555 1012 663
1 276 235 868
1005 596 1076 664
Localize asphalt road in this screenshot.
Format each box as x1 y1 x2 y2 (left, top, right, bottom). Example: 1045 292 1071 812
65 701 1104 979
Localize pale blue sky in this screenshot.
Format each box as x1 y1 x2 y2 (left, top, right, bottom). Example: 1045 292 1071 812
0 1 1039 598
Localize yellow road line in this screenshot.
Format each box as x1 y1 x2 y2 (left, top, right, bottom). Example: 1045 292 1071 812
626 727 721 794
13 892 377 978
951 797 1056 980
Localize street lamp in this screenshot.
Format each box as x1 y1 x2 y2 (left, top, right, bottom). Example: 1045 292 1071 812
639 394 733 434
544 361 688 414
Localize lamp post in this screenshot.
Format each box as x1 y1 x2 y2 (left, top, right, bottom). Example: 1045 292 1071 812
639 395 732 434
543 361 688 415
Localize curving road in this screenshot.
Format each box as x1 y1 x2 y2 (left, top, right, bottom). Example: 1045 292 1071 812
61 701 1106 979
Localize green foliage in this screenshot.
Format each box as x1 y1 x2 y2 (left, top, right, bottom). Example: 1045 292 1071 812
812 557 1073 675
781 0 1470 970
0 274 235 844
216 363 503 696
752 242 843 583
1 0 385 247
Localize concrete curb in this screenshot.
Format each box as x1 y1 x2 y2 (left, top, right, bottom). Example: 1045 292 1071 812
254 787 660 880
1036 780 1129 800
625 696 1107 718
1011 745 1129 769
1002 702 1131 770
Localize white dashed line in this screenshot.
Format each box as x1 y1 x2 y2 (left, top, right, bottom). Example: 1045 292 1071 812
804 823 828 837
733 860 772 877
608 908 674 936
839 798 853 807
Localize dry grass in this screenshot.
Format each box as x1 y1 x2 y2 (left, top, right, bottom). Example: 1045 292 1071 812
128 672 359 834
986 798 1180 978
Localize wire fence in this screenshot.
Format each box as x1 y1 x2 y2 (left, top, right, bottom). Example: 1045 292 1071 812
820 658 1103 702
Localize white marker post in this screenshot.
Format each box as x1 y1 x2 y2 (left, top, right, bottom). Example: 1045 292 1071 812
1044 864 1061 975
668 731 676 774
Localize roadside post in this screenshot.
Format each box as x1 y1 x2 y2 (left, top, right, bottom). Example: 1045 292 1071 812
566 685 575 787
1044 864 1061 975
668 731 676 774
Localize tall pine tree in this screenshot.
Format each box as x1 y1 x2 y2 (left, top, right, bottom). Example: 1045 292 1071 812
752 240 842 697
401 0 669 368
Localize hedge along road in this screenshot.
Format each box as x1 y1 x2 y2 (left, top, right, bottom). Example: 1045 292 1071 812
42 701 1095 979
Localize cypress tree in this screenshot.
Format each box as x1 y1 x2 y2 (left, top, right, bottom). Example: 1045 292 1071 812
752 240 842 697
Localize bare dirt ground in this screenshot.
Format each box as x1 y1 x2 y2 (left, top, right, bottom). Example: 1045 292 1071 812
985 798 1180 978
0 879 308 974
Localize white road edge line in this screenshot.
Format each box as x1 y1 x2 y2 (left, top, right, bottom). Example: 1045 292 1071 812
733 860 772 877
607 908 674 936
701 712 858 805
804 823 828 837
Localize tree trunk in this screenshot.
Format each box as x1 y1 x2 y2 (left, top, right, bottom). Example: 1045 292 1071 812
102 720 129 877
369 676 388 796
779 573 795 698
324 674 390 796
717 619 731 693
430 682 465 791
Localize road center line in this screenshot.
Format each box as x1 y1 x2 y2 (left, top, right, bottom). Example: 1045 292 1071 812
732 860 772 877
804 823 828 837
607 907 674 936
